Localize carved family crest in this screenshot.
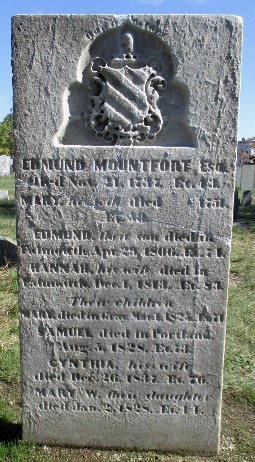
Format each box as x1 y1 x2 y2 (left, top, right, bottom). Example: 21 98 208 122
88 33 166 146
56 25 196 148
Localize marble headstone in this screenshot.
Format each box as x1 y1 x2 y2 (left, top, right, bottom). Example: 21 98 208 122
0 190 9 200
241 165 255 191
0 155 13 176
12 15 242 454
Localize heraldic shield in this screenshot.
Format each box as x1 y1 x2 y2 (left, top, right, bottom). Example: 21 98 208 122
56 24 196 148
88 33 166 146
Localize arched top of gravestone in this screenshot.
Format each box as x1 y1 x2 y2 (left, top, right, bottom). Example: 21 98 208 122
55 22 197 148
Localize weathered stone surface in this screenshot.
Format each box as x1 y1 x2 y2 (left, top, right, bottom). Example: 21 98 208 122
0 155 13 176
12 15 242 453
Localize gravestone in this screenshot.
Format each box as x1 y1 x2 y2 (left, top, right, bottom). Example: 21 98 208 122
241 165 255 191
0 155 13 176
235 165 255 190
12 15 242 454
235 166 241 188
0 190 9 200
242 190 252 206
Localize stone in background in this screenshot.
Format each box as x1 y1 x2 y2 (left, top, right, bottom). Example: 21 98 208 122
0 155 13 176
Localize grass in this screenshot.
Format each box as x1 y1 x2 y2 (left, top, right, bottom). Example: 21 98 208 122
0 266 20 383
0 174 16 241
0 264 22 461
0 179 254 461
223 192 255 409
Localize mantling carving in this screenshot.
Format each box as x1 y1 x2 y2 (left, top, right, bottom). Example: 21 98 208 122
56 23 196 148
88 33 166 146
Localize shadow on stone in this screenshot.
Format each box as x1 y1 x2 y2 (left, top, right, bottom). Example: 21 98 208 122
233 189 240 222
0 418 22 443
0 237 17 266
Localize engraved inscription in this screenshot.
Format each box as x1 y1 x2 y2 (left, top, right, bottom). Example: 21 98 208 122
13 34 235 440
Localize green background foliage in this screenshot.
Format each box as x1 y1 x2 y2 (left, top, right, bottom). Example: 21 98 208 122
0 113 13 157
